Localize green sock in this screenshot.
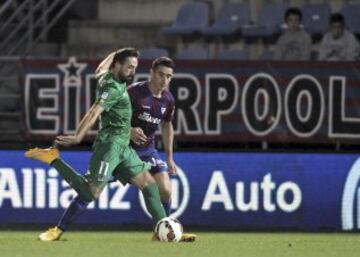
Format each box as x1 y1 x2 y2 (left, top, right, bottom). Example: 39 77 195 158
52 159 95 202
142 183 166 223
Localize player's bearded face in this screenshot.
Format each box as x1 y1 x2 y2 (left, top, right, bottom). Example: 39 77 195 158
117 57 138 83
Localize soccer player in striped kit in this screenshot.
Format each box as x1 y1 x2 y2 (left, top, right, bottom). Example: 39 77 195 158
128 57 177 215
125 56 195 242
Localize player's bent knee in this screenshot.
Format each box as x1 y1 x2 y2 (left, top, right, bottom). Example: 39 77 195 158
131 171 155 190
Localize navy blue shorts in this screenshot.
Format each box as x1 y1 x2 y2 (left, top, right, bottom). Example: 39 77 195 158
136 147 168 175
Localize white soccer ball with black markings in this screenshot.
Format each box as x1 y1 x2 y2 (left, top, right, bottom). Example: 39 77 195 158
155 217 183 242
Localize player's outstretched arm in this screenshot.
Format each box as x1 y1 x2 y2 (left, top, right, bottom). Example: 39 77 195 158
161 121 176 175
95 50 118 78
56 104 104 146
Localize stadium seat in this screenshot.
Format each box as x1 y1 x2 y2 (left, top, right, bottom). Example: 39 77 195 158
302 3 331 38
162 1 209 37
242 3 287 39
217 49 249 60
140 48 169 60
202 2 250 37
340 3 360 35
176 47 209 60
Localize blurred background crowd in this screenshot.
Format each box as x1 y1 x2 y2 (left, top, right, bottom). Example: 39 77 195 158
1 0 360 151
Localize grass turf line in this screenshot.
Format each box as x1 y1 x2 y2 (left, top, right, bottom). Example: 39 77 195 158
0 231 359 257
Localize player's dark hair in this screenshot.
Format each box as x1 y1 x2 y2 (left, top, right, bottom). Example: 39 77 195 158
284 7 302 22
329 13 345 25
110 47 139 68
151 56 175 71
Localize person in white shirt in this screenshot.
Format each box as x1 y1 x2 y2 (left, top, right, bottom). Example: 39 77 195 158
318 13 360 61
273 7 312 60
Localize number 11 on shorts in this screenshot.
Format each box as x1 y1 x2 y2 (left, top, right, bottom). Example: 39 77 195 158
98 161 110 181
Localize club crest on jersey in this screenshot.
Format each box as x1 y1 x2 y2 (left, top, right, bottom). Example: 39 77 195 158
161 107 166 114
101 92 109 99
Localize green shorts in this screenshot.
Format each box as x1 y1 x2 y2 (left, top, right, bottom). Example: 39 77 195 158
85 142 150 187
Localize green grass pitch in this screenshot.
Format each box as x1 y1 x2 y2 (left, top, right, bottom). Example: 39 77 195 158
0 231 359 257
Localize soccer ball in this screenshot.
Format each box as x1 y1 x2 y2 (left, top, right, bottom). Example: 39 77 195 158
155 217 183 242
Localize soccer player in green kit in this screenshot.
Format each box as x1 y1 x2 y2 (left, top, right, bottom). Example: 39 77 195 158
25 48 166 240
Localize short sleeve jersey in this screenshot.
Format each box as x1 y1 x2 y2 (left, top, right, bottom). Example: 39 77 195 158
94 71 132 145
127 81 175 150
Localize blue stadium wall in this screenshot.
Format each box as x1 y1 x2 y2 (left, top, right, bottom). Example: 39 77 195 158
1 150 360 231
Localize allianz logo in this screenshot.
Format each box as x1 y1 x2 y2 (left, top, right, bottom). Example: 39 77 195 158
0 167 301 215
0 167 152 210
0 166 190 212
342 158 360 230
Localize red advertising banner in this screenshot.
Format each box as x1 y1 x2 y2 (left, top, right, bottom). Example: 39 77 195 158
20 58 360 144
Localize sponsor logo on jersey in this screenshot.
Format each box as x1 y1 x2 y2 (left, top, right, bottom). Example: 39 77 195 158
101 92 109 100
138 112 161 124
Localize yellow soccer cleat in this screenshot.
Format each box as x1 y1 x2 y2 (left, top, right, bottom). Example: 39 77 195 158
39 226 63 241
25 147 59 164
180 233 197 242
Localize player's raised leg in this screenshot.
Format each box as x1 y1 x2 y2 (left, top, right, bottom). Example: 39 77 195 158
35 142 120 241
25 147 95 202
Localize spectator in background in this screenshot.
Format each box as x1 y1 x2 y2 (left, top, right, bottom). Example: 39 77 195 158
318 13 359 61
273 7 312 60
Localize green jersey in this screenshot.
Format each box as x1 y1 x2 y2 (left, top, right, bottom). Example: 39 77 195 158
94 71 132 145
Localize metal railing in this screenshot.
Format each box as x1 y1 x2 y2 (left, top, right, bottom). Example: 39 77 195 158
0 0 76 146
0 56 21 143
0 0 76 56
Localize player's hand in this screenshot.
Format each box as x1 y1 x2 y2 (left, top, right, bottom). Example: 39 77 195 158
131 127 147 145
55 135 81 146
167 158 177 175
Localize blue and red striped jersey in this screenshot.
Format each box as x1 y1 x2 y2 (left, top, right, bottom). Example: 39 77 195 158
127 81 175 150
